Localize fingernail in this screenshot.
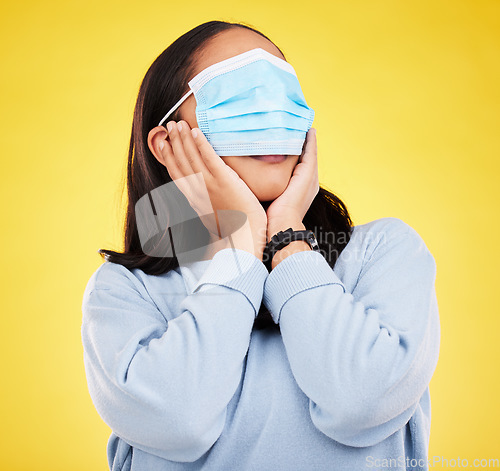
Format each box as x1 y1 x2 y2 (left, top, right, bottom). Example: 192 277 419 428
177 121 182 132
167 121 173 132
191 128 198 138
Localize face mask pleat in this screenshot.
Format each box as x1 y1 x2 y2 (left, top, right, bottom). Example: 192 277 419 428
212 138 306 157
201 110 314 133
203 127 308 146
203 91 312 122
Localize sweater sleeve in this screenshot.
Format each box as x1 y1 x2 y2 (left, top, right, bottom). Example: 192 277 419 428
81 248 268 463
262 218 440 447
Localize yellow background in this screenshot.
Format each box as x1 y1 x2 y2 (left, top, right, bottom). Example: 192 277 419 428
1 0 499 469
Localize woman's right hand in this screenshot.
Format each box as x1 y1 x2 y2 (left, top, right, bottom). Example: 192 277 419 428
159 120 267 258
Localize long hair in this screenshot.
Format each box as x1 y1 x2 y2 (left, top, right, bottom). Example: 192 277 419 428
98 20 354 331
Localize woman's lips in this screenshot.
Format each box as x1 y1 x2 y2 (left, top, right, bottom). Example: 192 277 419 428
249 155 287 163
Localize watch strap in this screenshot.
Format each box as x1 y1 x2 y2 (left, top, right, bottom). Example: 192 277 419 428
265 227 320 262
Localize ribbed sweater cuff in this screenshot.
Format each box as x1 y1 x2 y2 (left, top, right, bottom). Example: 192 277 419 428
192 248 269 317
263 250 346 324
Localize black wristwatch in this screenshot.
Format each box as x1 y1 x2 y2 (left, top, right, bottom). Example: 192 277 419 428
265 227 320 262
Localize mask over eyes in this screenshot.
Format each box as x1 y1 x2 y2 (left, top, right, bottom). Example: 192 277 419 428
158 48 315 156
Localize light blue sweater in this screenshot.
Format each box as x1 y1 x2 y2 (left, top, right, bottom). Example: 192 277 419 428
81 217 440 471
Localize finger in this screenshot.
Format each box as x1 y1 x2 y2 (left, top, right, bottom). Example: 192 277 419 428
160 137 205 212
159 135 184 182
191 127 229 178
304 128 320 190
166 121 196 175
176 120 211 176
300 128 317 166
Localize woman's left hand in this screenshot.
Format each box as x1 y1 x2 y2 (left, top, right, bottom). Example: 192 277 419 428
266 128 319 238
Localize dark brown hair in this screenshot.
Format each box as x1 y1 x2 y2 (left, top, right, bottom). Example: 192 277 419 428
98 20 353 330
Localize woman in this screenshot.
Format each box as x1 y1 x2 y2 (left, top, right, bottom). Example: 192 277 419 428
81 20 440 471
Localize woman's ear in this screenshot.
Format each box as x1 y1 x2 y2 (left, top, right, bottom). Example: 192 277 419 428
147 126 169 165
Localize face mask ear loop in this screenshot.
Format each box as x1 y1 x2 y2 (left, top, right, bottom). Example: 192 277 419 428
158 89 194 127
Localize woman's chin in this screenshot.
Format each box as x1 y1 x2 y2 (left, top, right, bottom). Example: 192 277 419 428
253 186 288 203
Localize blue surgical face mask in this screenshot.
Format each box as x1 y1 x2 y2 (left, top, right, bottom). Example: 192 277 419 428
158 48 315 156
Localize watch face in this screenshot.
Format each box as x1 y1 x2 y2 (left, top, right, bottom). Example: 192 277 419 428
308 232 320 250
